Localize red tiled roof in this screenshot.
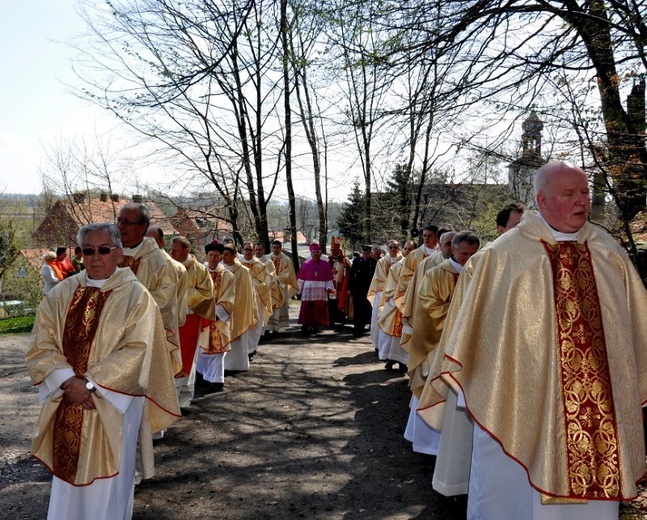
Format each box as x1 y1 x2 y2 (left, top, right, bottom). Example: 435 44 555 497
20 248 53 272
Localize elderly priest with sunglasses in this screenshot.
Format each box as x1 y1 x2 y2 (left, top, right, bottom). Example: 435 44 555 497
25 223 181 520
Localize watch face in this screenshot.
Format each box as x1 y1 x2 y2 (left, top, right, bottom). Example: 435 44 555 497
85 381 94 391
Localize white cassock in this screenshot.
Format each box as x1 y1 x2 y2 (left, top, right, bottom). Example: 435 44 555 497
467 424 619 520
197 304 231 383
370 290 381 349
403 395 441 455
41 369 144 520
431 387 473 496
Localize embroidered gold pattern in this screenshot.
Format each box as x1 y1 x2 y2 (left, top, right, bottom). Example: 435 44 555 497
542 240 620 499
393 309 403 337
119 255 141 275
53 286 111 484
207 270 226 353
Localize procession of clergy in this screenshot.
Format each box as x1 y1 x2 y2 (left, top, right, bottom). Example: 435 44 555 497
297 159 647 519
24 200 303 519
25 160 647 519
358 161 647 520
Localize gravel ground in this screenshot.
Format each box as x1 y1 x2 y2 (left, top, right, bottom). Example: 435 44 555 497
1 310 646 519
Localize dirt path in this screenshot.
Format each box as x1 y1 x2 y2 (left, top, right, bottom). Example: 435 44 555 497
1 316 645 519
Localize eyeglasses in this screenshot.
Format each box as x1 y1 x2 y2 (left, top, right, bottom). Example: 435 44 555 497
82 246 118 256
388 246 399 250
117 218 144 226
243 248 254 251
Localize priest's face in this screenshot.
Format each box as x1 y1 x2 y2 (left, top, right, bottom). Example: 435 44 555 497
537 167 590 233
439 233 455 259
423 229 438 249
82 230 123 280
451 240 479 266
207 250 221 268
255 245 265 258
271 243 282 255
117 207 147 248
170 241 189 263
242 244 254 261
222 249 236 265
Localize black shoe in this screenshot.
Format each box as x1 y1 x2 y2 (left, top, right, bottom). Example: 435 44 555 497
385 360 396 371
200 382 224 395
181 407 192 416
224 370 237 377
397 363 408 373
195 372 205 387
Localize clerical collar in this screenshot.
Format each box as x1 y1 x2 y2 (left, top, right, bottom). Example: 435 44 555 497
182 255 192 266
424 246 436 255
537 213 580 242
86 269 118 288
449 257 463 273
388 255 399 264
122 241 143 256
207 264 220 272
224 263 234 271
241 257 254 264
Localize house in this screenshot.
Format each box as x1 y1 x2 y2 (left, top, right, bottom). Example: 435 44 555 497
268 230 308 245
169 207 233 252
33 193 178 248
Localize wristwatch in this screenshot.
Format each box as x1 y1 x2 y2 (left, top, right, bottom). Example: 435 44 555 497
85 379 97 393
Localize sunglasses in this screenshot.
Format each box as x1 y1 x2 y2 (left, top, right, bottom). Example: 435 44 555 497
82 246 118 256
388 246 399 250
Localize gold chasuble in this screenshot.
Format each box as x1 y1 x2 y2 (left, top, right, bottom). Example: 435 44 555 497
407 260 459 397
259 254 283 310
367 254 401 306
226 259 256 342
377 259 405 337
200 264 236 354
119 237 182 375
271 252 299 299
184 255 215 320
420 214 647 501
399 251 444 348
241 256 272 325
25 268 180 486
394 245 428 311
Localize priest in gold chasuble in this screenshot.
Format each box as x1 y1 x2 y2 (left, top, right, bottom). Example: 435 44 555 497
425 162 647 519
117 203 182 376
197 242 236 394
25 223 180 520
403 232 480 457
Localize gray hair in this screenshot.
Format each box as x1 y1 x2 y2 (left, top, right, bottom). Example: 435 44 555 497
43 251 57 261
452 231 480 250
77 223 122 248
121 202 151 227
533 161 584 200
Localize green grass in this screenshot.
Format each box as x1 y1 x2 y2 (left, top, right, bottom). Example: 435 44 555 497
0 315 35 335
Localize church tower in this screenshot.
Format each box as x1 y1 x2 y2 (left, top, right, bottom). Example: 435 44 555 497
508 111 546 207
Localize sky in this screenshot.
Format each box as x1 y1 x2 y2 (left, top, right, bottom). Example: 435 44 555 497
0 1 357 202
0 1 121 195
0 2 513 203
